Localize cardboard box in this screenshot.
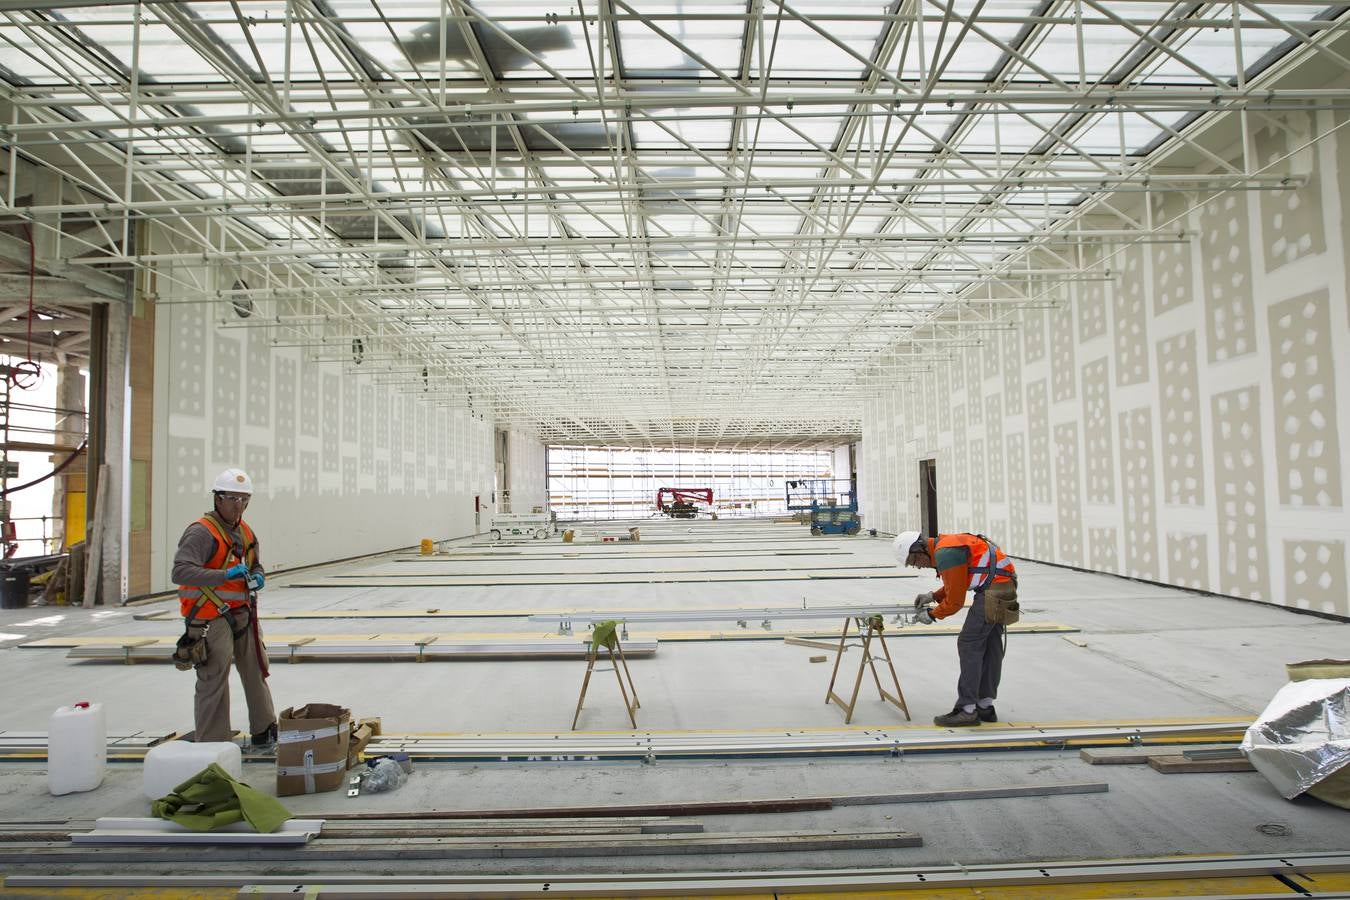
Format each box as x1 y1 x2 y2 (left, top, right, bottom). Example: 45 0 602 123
277 703 350 797
346 719 376 769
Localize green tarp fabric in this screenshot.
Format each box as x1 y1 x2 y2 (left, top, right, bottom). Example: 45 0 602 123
590 619 620 652
151 762 292 833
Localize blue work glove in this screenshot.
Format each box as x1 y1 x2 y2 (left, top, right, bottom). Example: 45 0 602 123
247 571 265 590
224 563 249 580
915 607 935 625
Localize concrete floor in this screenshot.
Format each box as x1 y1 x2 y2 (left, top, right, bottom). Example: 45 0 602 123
1 519 1348 882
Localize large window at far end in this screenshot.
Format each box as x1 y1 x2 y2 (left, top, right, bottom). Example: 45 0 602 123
548 445 837 521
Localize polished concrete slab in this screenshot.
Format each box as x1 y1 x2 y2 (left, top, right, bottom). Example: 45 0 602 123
0 519 1347 880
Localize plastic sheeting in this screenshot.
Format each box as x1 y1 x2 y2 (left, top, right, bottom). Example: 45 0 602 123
1242 678 1350 800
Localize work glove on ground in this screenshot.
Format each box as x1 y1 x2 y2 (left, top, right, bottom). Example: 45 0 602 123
913 591 935 609
247 571 264 590
915 607 935 625
224 563 249 580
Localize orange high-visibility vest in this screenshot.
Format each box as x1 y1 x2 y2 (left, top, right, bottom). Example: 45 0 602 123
177 513 258 620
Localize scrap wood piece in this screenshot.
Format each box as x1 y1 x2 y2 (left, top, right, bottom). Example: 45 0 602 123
1148 756 1256 774
785 636 853 652
831 781 1109 806
1079 744 1240 765
320 797 832 821
286 637 316 664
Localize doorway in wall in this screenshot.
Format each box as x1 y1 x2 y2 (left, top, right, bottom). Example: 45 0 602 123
919 458 938 536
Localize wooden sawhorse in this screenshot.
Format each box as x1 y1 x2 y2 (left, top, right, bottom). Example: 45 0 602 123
571 620 640 730
825 614 911 724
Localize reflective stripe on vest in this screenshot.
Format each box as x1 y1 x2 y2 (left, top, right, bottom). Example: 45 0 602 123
970 538 1017 591
177 513 257 620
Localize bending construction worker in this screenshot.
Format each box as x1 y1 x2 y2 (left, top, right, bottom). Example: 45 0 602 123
895 530 1019 727
172 468 277 747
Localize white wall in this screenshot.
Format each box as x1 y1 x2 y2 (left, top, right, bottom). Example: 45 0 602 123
148 233 497 591
507 427 548 513
863 99 1350 619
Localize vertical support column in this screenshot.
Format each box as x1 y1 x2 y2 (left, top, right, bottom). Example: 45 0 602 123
83 286 132 606
50 363 87 551
99 295 131 604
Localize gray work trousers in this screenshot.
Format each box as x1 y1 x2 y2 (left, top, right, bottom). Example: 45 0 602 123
187 606 275 742
955 591 1005 708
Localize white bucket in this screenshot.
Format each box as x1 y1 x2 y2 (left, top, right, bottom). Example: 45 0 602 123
48 701 106 796
142 741 243 801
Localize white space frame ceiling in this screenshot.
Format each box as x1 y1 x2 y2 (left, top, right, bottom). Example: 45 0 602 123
1 0 1347 447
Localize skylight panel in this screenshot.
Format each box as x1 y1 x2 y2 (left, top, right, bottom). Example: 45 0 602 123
57 8 223 82
1069 109 1184 155
630 105 735 149
617 0 745 77
0 25 93 84
886 0 1028 81
911 0 1034 81
738 105 847 150
563 211 628 236
456 0 594 79
1144 6 1329 84
747 0 885 80
1015 19 1149 83
953 109 1067 155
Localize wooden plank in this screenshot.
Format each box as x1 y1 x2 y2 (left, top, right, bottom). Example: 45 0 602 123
784 637 852 652
830 781 1109 806
1148 756 1255 774
1079 744 1239 765
320 797 833 821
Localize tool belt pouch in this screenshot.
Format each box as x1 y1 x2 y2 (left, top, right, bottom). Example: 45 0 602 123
982 581 1020 626
172 628 208 671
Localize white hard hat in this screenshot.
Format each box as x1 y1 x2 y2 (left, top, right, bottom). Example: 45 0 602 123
893 530 923 565
211 468 253 495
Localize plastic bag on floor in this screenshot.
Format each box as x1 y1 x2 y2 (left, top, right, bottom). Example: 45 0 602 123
361 757 408 794
1241 678 1350 804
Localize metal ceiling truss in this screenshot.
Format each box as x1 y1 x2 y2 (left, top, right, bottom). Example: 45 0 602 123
2 0 1348 446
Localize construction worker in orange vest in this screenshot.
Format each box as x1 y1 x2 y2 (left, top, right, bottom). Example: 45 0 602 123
171 468 276 746
895 530 1019 727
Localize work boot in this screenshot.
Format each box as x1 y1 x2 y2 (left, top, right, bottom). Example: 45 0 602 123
977 705 997 723
250 722 277 748
933 706 980 727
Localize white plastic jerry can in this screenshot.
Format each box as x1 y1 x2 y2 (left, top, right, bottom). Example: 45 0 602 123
48 700 107 795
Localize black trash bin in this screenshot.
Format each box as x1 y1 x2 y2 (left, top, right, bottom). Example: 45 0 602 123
0 568 30 609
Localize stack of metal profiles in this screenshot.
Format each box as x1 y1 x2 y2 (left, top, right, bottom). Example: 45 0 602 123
0 722 1248 764
362 721 1252 763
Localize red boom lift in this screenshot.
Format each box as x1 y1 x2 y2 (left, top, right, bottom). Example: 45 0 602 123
656 487 713 518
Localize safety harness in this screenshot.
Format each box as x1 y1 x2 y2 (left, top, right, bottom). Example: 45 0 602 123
173 513 261 671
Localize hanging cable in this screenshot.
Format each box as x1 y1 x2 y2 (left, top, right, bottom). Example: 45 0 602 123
7 225 42 390
0 440 87 498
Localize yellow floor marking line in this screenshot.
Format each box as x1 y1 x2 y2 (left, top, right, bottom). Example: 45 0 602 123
778 873 1327 899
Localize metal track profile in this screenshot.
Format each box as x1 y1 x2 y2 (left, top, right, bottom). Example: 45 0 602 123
0 731 173 752
362 721 1251 762
6 852 1348 894
0 722 1246 763
64 640 659 664
530 604 914 631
